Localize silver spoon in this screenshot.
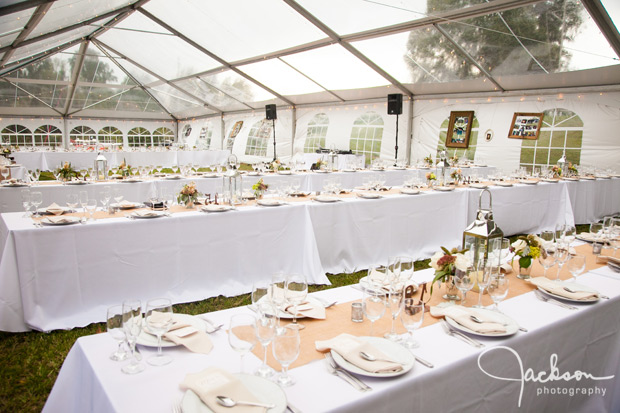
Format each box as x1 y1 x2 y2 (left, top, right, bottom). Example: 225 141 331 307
563 286 608 299
216 395 275 409
359 351 405 365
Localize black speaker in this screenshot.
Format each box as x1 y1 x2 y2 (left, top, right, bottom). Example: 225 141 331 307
265 104 277 120
387 94 403 115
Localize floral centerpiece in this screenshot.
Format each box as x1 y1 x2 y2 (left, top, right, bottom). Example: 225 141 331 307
252 178 268 199
177 181 199 207
551 165 562 178
56 162 77 181
311 159 326 171
450 168 463 184
2 147 12 158
430 246 470 299
268 159 281 172
424 154 434 166
568 162 578 176
118 159 132 177
425 172 436 187
449 155 459 167
510 234 542 279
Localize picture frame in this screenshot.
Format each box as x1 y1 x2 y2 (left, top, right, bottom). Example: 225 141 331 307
508 112 543 140
445 111 474 148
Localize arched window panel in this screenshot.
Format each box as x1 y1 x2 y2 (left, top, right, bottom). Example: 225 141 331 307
173 78 247 112
349 111 384 163
152 127 174 146
601 0 620 29
245 120 271 157
226 120 243 150
438 2 619 78
127 127 151 147
520 108 583 173
25 0 133 42
304 113 329 153
143 0 325 63
281 45 388 91
98 12 220 80
1 124 32 146
198 70 282 109
7 26 94 67
98 126 123 144
34 125 62 147
69 125 96 146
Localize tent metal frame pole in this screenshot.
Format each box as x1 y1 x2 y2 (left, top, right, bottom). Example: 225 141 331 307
433 25 505 92
0 2 52 66
137 8 296 107
63 41 89 115
67 86 140 116
406 99 413 166
582 0 620 59
0 0 52 17
0 38 83 76
0 78 63 115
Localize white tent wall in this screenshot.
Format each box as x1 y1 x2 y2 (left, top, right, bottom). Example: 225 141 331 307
177 118 223 150
411 90 620 172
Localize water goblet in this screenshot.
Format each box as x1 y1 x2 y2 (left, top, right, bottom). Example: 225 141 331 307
567 255 586 281
400 299 424 348
367 264 388 288
562 225 576 246
384 286 403 341
113 188 124 208
487 276 509 311
144 298 173 366
0 166 9 181
251 280 270 307
539 230 555 244
555 241 571 280
610 227 620 257
100 186 111 211
106 304 128 361
603 216 613 238
272 326 300 387
121 300 145 374
30 191 42 217
539 244 557 279
86 198 98 221
362 287 386 336
254 302 277 378
66 193 78 213
454 266 475 305
21 189 31 217
228 314 257 373
285 274 307 330
79 191 88 222
473 264 492 308
590 223 604 242
270 273 287 326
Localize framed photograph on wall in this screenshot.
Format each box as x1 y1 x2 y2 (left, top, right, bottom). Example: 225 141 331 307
508 112 543 140
446 111 474 148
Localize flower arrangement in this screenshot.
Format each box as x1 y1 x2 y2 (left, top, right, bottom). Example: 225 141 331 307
56 162 77 181
177 182 199 206
118 159 132 177
450 155 459 166
268 159 281 172
430 246 471 293
568 162 578 175
311 159 325 171
425 172 436 181
551 165 562 177
1 147 11 158
252 178 268 198
450 168 463 183
424 154 434 166
510 234 542 269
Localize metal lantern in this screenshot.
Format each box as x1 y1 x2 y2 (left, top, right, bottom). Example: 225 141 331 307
222 154 242 205
462 189 503 270
437 147 450 185
94 153 108 181
557 151 567 173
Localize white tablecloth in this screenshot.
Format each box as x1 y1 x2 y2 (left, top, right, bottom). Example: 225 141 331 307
564 178 620 224
43 269 620 412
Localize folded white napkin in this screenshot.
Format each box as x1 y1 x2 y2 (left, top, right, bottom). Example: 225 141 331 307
118 200 137 208
132 210 161 218
161 316 213 354
285 301 325 319
430 305 507 334
530 277 599 300
180 367 265 413
44 202 64 215
315 333 403 374
44 216 76 224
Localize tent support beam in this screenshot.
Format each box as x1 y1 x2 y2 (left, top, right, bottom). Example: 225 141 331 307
582 0 620 59
0 2 52 67
0 0 52 17
0 78 63 115
433 25 505 92
406 99 413 166
0 37 83 76
278 58 345 102
137 8 296 107
282 0 413 98
63 41 89 115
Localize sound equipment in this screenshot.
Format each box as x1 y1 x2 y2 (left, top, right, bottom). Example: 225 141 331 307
387 94 402 115
265 104 277 120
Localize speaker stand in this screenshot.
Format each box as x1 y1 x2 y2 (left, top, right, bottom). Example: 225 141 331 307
394 113 399 166
272 119 277 161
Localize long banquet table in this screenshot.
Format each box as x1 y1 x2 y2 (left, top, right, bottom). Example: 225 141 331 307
0 178 590 332
43 253 620 412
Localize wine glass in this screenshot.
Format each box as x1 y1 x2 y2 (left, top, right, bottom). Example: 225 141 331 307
228 314 257 373
590 222 604 242
106 304 128 361
362 287 386 336
384 285 403 341
144 298 173 366
400 299 424 348
251 280 270 307
539 243 557 279
555 241 571 280
603 216 613 239
100 186 111 212
610 227 620 257
539 230 555 244
473 264 492 308
121 300 145 374
366 264 388 288
285 274 307 330
270 273 287 326
113 188 124 209
30 191 42 217
21 189 31 217
86 198 98 221
454 265 475 305
79 191 88 222
567 255 586 281
272 326 300 387
66 193 78 213
487 276 509 311
0 167 9 181
562 225 576 246
254 302 277 378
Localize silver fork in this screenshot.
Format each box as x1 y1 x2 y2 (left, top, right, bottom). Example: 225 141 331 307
172 400 183 413
324 353 371 392
440 319 484 348
534 290 578 310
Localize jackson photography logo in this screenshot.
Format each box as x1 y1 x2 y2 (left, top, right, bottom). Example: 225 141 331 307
477 346 614 408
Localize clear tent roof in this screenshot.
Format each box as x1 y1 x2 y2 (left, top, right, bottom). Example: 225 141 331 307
0 0 618 120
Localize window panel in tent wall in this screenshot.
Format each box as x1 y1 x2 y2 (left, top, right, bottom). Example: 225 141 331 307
349 112 384 164
153 127 174 147
98 126 123 144
245 120 271 157
128 127 152 147
226 121 244 151
519 108 583 173
69 126 96 146
304 113 329 153
33 125 62 147
1 125 32 146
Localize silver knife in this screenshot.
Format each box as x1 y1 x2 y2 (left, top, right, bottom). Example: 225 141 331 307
325 353 372 391
411 353 434 368
534 290 578 310
287 402 303 413
440 319 484 348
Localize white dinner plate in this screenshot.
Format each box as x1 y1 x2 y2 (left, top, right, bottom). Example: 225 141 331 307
246 171 261 176
496 182 513 187
37 206 71 215
182 373 287 413
65 181 89 185
343 169 357 172
400 188 420 195
201 204 233 213
579 176 596 180
434 186 454 192
542 179 558 183
256 199 285 207
165 175 184 180
39 216 81 226
277 170 292 175
469 184 488 189
129 210 166 219
1 182 29 187
357 192 381 199
258 296 324 319
445 308 518 337
120 178 142 183
331 336 415 378
536 282 600 303
313 195 340 203
138 314 207 347
110 202 142 210
314 169 330 173
521 180 539 185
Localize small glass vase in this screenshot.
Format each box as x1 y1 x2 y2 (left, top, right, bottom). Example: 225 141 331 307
254 190 264 199
428 180 435 188
442 275 461 301
517 263 532 280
